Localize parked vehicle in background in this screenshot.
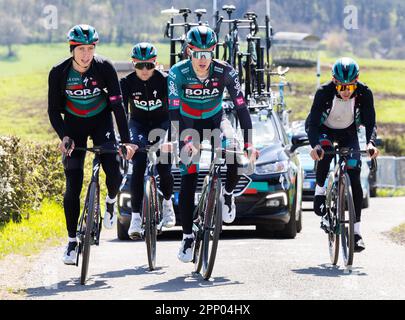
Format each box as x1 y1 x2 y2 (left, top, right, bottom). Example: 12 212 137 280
293 123 373 208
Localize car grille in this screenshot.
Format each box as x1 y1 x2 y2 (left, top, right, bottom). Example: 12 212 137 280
156 168 252 197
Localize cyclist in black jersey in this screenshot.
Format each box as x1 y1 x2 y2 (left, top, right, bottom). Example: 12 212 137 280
168 26 259 262
48 25 136 264
120 42 175 239
306 57 379 252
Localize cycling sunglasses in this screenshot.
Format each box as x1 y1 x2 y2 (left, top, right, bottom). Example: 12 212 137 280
133 62 155 70
335 83 357 92
189 49 214 59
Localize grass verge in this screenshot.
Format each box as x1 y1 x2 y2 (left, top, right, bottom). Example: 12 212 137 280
386 223 405 246
0 199 65 260
376 188 405 197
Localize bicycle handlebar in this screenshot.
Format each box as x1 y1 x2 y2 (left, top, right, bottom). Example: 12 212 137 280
315 148 377 171
64 139 127 156
318 149 372 157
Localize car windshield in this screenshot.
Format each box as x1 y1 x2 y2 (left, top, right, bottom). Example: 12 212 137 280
248 114 279 148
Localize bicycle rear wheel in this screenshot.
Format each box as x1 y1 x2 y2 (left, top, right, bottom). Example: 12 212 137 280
80 182 97 285
326 172 339 265
143 177 158 271
339 173 355 266
201 176 222 280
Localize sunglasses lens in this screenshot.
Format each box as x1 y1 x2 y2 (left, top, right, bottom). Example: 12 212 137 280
191 50 213 59
135 62 155 70
336 84 356 91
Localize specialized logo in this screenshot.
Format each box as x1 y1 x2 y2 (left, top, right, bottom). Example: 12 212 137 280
320 203 325 213
83 77 89 87
93 163 100 178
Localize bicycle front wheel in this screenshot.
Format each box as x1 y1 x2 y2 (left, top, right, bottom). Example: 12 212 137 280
80 182 97 285
193 176 210 274
143 177 158 271
201 176 222 280
339 173 355 267
326 172 339 265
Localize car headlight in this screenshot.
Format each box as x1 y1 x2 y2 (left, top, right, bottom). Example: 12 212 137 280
255 160 289 175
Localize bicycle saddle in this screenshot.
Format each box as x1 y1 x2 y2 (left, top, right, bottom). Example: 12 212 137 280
222 5 236 13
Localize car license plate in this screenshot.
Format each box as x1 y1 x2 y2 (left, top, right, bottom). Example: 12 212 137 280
303 181 311 190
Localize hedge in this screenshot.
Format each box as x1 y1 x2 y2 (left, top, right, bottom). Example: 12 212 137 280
0 136 64 224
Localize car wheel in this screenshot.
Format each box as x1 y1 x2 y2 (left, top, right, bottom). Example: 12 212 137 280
279 208 297 239
362 191 370 208
296 209 303 233
279 185 299 238
117 218 130 240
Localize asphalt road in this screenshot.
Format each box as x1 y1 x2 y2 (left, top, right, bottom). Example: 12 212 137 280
12 197 405 300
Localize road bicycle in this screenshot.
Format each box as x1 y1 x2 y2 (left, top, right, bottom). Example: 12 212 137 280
319 146 375 267
162 7 208 67
64 140 127 285
136 145 166 271
192 145 246 280
269 66 291 128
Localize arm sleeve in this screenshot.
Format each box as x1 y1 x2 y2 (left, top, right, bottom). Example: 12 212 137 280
168 69 181 141
103 60 130 143
167 68 181 112
360 88 377 145
47 68 65 140
224 66 252 146
307 89 325 148
120 77 130 116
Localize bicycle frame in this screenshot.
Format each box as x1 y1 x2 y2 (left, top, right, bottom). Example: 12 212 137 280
323 147 370 266
163 7 207 67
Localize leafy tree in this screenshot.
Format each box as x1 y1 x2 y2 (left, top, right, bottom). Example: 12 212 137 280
0 13 28 57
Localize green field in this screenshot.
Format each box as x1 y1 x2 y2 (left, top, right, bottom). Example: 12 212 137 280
0 43 404 142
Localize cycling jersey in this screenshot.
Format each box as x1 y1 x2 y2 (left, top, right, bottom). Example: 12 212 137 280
168 58 251 235
65 67 108 118
120 69 169 124
168 59 252 146
306 81 377 148
48 55 130 143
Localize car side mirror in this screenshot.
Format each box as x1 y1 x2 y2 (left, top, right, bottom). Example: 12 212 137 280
290 133 309 153
375 138 383 147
